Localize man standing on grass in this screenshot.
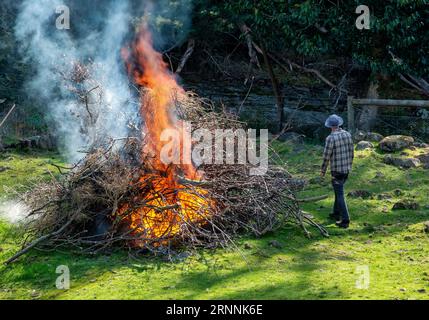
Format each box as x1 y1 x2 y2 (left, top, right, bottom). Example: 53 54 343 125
321 114 354 229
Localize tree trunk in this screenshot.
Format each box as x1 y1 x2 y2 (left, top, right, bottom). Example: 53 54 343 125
239 23 260 84
175 39 195 74
261 45 284 133
358 79 379 131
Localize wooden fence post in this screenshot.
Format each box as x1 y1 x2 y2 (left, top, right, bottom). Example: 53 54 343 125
347 96 355 135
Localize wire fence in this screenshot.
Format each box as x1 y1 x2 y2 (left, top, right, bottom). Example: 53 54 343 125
353 105 429 142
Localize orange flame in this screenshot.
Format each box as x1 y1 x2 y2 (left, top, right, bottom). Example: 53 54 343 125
119 26 211 245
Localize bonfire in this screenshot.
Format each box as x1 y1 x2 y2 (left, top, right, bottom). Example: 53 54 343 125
4 26 327 264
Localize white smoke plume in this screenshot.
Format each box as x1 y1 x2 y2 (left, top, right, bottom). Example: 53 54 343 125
13 0 192 162
0 200 30 224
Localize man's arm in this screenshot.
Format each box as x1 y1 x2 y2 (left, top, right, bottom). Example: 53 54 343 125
321 136 333 176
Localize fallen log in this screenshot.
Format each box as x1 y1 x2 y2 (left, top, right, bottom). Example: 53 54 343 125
296 194 328 203
286 194 328 203
4 213 78 265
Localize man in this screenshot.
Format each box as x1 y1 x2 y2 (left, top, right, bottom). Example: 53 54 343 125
321 114 354 228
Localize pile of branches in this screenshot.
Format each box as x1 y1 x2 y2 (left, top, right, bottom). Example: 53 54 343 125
5 93 327 264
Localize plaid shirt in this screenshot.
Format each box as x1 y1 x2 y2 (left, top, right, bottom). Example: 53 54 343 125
321 129 354 175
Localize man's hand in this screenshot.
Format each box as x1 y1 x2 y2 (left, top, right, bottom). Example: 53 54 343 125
320 170 326 178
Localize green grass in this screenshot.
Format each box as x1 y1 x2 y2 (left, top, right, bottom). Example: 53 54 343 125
0 150 65 201
1 143 429 300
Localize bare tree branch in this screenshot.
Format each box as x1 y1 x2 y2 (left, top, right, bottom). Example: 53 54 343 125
399 74 429 97
0 104 16 130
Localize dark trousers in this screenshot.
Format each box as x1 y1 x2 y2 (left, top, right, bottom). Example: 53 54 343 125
332 171 350 222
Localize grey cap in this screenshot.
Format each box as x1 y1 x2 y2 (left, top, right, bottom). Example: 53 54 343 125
325 114 344 128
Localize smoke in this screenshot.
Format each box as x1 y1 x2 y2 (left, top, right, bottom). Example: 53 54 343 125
13 0 192 162
0 201 30 224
